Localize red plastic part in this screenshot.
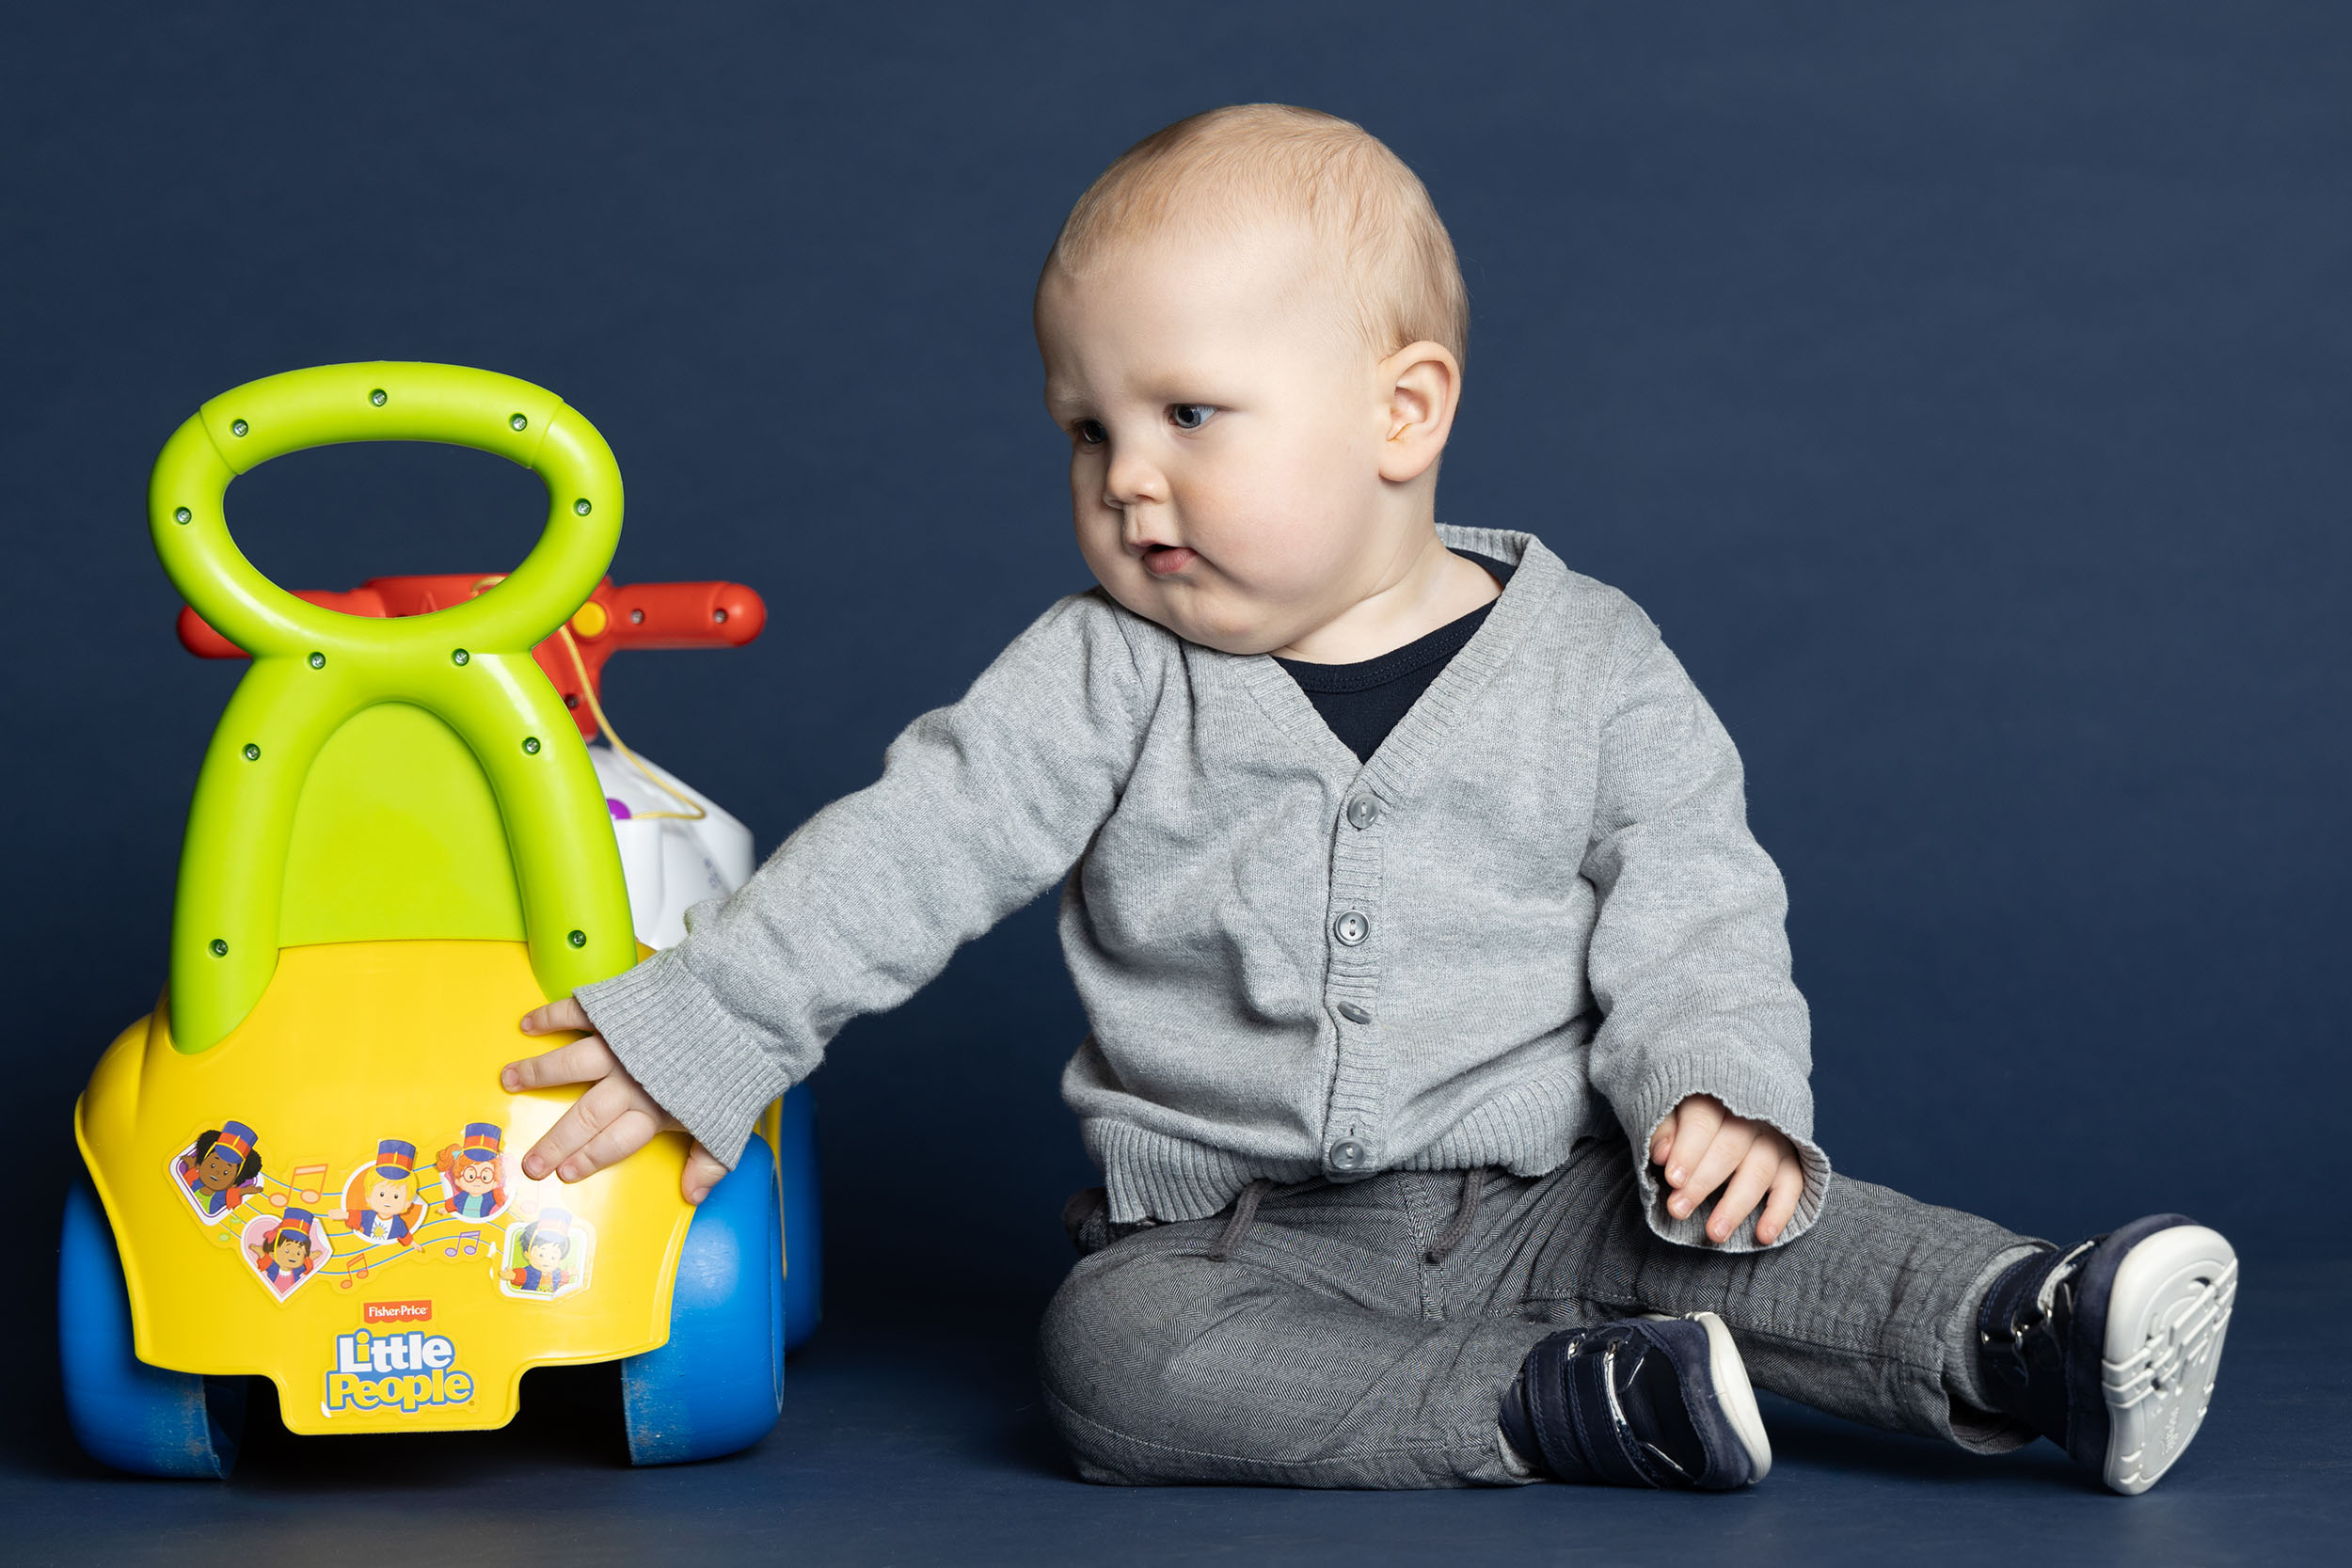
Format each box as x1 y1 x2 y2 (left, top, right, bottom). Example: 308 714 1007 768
175 575 766 740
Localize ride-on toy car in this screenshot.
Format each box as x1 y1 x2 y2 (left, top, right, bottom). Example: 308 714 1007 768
61 362 813 1477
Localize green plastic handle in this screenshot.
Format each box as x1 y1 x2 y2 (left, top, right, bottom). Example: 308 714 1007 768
150 362 638 1053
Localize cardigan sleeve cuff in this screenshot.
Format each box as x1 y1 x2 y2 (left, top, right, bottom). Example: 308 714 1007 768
1613 1050 1834 1252
574 950 790 1169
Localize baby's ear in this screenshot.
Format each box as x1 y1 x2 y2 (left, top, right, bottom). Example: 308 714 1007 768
1376 340 1461 484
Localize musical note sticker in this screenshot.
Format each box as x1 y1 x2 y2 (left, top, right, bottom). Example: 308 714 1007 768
293 1164 328 1206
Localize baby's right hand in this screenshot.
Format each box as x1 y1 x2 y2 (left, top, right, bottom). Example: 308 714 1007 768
504 998 728 1205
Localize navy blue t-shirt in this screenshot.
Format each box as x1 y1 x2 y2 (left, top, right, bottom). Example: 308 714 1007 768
1276 549 1517 763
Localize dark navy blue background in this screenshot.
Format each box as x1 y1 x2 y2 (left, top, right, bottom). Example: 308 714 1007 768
4 4 2346 1560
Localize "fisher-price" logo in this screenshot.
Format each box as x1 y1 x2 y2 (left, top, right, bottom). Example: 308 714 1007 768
323 1328 475 1415
362 1299 432 1324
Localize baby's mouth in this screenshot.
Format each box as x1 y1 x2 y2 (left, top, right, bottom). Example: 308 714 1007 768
1141 545 1198 578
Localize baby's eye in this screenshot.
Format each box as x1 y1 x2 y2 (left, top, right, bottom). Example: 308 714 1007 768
1072 419 1107 448
1168 404 1214 431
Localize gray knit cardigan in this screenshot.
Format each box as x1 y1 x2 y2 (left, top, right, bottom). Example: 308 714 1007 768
577 525 1831 1250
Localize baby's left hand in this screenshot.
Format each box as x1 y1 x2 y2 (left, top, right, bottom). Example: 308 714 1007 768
1648 1094 1804 1245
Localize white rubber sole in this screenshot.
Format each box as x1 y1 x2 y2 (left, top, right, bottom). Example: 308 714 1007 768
2099 1225 2236 1495
1648 1310 1772 1482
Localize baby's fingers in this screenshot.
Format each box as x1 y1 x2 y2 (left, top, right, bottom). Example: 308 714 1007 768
1661 1095 1724 1188
683 1142 727 1205
518 997 592 1037
555 1098 670 1182
1670 1120 1755 1221
1649 1116 1677 1170
519 1072 639 1180
1756 1159 1805 1246
1706 1143 1781 1243
502 1036 615 1095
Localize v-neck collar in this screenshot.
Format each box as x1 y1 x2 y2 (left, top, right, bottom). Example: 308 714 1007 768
1224 526 1566 802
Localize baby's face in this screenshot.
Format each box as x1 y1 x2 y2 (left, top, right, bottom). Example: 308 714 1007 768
1038 221 1408 656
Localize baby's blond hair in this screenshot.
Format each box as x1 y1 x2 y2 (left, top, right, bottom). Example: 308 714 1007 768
1046 104 1469 365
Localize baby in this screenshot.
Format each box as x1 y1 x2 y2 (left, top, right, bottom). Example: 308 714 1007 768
503 104 2234 1495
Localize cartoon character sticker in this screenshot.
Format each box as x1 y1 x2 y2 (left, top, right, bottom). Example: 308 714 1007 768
241 1207 330 1300
168 1120 263 1223
500 1208 594 1302
435 1124 510 1222
342 1140 427 1245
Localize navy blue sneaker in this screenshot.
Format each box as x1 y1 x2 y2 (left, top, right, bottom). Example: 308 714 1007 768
1976 1214 2237 1494
1500 1312 1771 1490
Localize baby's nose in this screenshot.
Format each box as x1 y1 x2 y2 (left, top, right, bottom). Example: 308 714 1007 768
1103 451 1168 510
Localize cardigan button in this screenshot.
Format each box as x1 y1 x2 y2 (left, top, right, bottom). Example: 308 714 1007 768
1332 911 1370 946
1338 1002 1373 1024
1327 1139 1369 1172
1345 796 1381 829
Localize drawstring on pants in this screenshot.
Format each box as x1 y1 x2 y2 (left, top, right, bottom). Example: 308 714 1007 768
1423 1166 1486 1267
1208 1179 1275 1261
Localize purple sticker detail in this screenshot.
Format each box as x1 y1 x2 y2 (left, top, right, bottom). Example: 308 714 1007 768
606 798 632 820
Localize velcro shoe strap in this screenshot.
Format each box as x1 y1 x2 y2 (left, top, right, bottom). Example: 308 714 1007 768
1523 1328 1674 1488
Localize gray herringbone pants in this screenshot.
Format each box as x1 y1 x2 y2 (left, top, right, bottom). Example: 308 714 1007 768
1039 1139 2038 1487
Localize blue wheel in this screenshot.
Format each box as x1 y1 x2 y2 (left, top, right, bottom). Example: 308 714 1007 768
58 1179 245 1479
776 1082 821 1353
619 1133 783 1465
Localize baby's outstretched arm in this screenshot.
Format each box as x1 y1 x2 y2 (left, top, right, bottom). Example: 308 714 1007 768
1647 1093 1805 1245
512 593 1146 1180
504 998 730 1205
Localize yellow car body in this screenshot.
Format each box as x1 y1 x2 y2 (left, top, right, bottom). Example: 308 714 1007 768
68 363 782 1465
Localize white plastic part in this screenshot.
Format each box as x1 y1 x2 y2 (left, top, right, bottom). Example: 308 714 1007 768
587 742 755 950
2099 1225 2236 1495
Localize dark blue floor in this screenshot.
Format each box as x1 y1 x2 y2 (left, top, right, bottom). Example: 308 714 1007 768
8 1258 2344 1566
